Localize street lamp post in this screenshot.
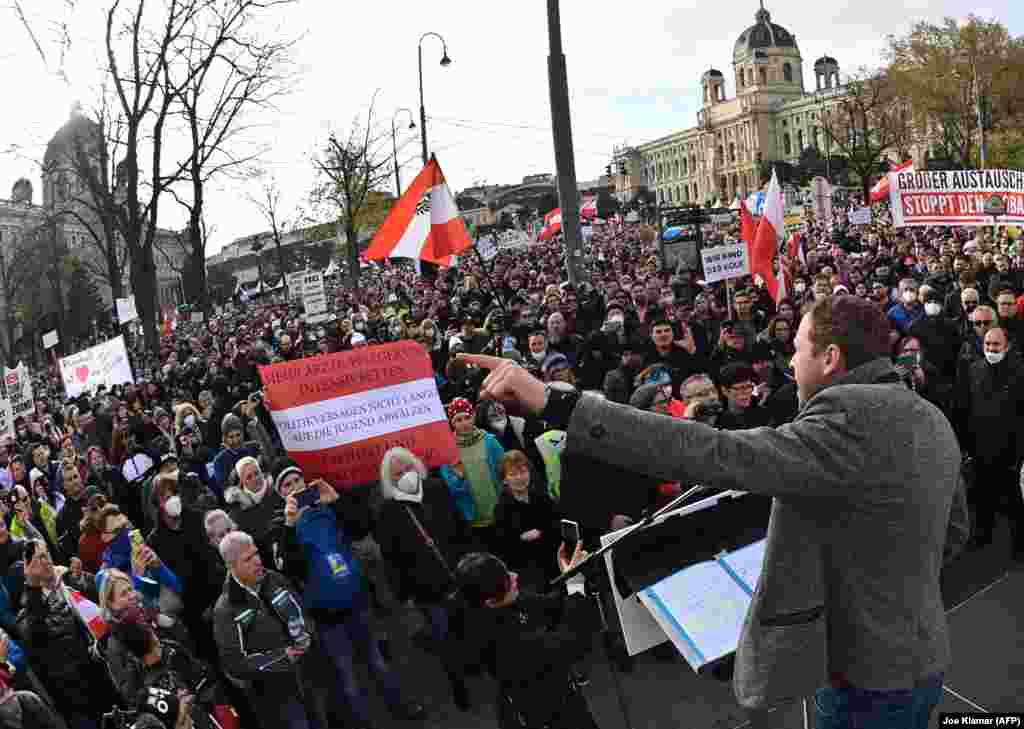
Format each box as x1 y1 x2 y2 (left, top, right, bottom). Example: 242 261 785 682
391 108 416 197
418 32 451 166
816 90 832 183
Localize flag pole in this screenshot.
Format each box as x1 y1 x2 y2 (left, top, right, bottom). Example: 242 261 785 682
726 278 735 320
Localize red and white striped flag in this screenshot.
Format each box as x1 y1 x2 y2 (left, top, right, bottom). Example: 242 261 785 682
751 170 787 304
364 156 473 265
259 341 458 488
65 587 110 641
870 160 914 203
539 208 562 241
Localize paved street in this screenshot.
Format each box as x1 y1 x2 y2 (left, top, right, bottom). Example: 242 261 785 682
355 519 1023 729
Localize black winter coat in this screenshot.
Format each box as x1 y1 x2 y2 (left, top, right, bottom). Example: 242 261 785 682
470 591 599 729
492 488 560 576
375 478 468 603
955 354 1024 466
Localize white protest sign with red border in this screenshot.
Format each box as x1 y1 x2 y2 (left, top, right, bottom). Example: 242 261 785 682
259 341 458 488
889 169 1024 227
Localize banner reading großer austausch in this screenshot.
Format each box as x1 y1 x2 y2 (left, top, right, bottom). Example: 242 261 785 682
259 341 458 488
888 169 1024 227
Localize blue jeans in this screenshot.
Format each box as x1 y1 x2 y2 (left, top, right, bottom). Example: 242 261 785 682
814 673 944 729
318 609 403 725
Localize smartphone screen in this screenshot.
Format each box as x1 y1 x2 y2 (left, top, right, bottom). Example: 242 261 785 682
560 519 580 552
295 488 320 510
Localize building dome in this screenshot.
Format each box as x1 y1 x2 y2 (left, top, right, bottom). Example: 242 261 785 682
734 3 798 57
703 68 724 78
814 55 838 67
11 178 33 204
43 103 101 167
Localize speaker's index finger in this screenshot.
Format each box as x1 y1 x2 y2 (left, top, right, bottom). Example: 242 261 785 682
456 353 506 370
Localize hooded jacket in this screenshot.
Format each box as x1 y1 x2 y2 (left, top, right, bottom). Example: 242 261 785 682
288 506 365 617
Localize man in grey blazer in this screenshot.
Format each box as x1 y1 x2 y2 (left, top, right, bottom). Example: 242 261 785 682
461 294 960 729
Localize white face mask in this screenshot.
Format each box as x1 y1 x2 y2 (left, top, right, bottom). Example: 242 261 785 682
985 350 1006 365
184 414 196 429
902 291 917 304
489 415 509 431
396 470 421 495
164 495 182 518
531 350 547 362
924 302 942 316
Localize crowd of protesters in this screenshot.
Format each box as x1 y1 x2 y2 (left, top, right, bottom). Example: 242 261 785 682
0 198 1018 729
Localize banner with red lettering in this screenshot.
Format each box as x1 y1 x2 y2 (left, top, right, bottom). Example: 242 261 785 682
259 342 458 488
889 169 1024 227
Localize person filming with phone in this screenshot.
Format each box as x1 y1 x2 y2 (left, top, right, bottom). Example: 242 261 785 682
272 458 427 726
455 539 599 729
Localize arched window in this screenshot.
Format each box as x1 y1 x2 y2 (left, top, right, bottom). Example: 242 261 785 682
747 68 753 86
690 155 697 172
682 157 688 175
797 130 804 150
759 67 767 85
729 143 736 162
811 127 819 148
782 133 792 156
783 63 793 83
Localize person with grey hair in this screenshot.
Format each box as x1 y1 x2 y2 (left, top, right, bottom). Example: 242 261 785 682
376 446 472 709
212 530 314 729
204 509 236 548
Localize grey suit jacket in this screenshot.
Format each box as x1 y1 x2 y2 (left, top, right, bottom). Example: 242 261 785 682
566 358 959 710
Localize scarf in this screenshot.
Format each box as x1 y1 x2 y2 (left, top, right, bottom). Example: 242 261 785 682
456 427 485 449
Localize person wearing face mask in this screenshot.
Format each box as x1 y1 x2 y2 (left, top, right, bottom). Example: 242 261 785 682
474 399 547 479
273 457 427 725
954 325 1024 564
224 456 284 571
909 290 960 382
886 279 924 335
375 447 472 710
951 285 980 340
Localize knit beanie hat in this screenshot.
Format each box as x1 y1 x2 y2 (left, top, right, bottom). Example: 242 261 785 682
446 397 474 423
221 413 244 437
271 457 304 495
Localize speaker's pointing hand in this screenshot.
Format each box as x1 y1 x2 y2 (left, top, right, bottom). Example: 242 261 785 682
457 354 547 415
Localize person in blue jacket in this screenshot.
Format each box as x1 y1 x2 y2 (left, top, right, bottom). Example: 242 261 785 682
273 458 425 728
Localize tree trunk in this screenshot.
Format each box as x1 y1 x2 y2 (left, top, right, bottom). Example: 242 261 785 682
344 222 360 293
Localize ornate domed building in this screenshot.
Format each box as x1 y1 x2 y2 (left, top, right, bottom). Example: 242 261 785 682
613 3 848 208
0 105 191 355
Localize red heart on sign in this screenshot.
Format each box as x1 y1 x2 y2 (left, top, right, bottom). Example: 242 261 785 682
75 366 90 383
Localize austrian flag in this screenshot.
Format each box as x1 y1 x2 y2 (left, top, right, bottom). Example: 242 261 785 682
365 156 473 266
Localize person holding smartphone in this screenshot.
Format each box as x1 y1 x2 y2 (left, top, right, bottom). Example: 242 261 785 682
272 458 427 726
455 542 599 729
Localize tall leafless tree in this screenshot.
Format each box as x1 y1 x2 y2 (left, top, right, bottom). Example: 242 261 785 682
169 0 295 314
247 168 294 297
312 94 393 291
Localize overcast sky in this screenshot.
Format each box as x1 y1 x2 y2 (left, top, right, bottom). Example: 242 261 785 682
1 0 1018 256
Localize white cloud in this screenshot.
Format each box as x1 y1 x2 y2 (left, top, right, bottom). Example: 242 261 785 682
1 0 1019 257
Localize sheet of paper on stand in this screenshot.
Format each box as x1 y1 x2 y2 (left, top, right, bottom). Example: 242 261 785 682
638 538 766 672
